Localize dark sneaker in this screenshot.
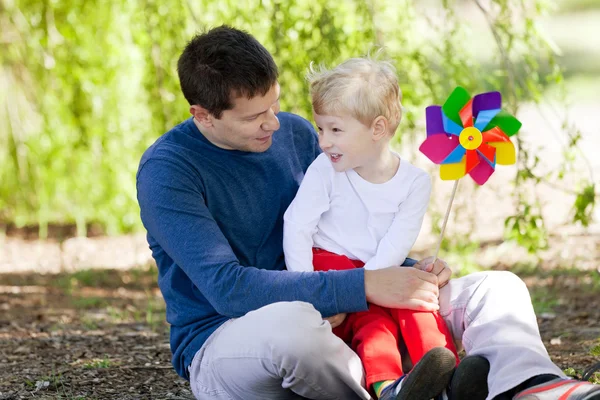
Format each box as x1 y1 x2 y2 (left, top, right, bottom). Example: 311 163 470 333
379 347 456 400
448 355 490 400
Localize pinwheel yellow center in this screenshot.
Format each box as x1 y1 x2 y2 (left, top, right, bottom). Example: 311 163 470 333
459 127 483 150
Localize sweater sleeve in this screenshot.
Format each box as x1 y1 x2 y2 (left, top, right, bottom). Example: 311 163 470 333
137 157 367 318
283 157 331 272
363 172 432 271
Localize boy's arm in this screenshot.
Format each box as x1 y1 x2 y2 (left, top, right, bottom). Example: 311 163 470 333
283 158 331 272
136 157 366 318
362 172 432 271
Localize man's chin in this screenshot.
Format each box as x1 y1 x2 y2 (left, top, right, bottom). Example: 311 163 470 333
248 137 273 152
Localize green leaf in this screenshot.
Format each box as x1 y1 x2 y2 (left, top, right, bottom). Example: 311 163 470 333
573 183 597 227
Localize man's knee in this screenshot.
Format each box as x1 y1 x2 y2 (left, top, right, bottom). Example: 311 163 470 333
257 301 322 327
467 270 532 309
256 301 334 358
486 270 527 292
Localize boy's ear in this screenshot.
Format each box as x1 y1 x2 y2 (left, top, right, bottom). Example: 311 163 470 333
190 105 214 128
371 116 388 141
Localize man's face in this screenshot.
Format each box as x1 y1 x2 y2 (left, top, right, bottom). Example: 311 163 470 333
208 84 281 153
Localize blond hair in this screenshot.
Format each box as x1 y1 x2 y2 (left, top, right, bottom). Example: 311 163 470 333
307 56 402 135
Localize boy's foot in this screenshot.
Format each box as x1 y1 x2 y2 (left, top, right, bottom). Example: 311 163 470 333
379 347 456 400
448 355 490 400
513 378 600 399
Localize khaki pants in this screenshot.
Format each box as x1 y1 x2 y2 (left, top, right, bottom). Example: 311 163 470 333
188 271 564 400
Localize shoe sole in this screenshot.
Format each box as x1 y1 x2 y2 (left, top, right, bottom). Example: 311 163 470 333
396 347 457 400
583 391 600 400
450 355 490 400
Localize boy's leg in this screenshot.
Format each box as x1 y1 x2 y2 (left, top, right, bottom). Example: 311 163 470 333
312 249 404 391
312 248 364 271
390 308 459 365
188 301 371 400
438 271 565 398
347 304 404 389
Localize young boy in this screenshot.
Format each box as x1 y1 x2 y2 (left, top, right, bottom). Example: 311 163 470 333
283 57 459 400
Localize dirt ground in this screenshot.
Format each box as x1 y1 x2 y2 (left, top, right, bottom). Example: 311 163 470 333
0 236 599 399
0 265 193 400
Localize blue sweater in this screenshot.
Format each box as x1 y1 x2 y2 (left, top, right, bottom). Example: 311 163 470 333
136 113 368 379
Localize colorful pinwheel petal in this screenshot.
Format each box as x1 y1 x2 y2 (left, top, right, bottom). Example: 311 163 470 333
419 87 521 185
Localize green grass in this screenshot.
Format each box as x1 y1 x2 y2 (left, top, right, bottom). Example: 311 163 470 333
80 316 99 330
45 266 166 331
24 370 69 394
71 296 109 309
102 300 166 330
82 356 113 369
564 362 600 384
54 269 116 291
506 263 600 314
589 342 600 384
53 267 158 292
529 286 560 314
23 378 36 389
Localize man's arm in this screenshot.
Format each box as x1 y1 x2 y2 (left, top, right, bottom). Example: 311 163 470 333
137 157 367 318
362 173 432 271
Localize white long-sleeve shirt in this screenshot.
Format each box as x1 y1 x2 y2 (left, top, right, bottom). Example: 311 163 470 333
283 153 431 272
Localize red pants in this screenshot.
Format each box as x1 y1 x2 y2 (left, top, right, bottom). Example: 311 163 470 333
312 248 459 388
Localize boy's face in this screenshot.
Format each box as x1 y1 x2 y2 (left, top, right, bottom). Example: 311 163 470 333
197 83 281 153
313 112 381 173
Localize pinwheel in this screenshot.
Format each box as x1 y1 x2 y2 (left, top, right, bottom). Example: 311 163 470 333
419 87 522 258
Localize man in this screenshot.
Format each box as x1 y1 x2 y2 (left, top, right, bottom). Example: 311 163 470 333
136 25 600 400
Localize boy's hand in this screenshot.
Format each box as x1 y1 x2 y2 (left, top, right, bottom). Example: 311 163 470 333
415 257 452 288
324 313 347 329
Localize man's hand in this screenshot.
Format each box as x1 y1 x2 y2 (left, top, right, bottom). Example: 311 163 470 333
415 257 452 288
364 267 440 311
324 313 347 329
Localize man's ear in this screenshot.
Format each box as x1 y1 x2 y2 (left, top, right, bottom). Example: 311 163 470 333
190 105 214 128
371 116 388 141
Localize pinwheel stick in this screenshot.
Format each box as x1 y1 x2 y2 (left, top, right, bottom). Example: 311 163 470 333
433 179 459 262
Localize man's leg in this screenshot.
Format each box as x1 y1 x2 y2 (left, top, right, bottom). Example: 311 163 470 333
438 271 565 399
189 301 371 400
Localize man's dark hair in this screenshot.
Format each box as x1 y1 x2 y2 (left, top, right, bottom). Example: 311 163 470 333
177 25 279 119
